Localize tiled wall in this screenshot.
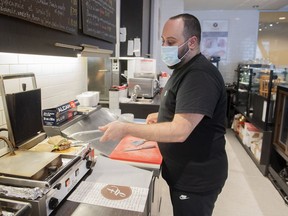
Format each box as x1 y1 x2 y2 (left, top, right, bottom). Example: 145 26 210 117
153 0 260 84
188 10 259 83
0 52 87 133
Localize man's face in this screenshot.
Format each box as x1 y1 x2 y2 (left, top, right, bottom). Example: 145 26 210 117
161 18 189 69
161 18 185 47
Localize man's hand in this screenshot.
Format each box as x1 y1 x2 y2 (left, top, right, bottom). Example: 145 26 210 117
98 121 127 142
146 112 158 124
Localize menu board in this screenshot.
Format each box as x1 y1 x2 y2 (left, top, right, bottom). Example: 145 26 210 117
0 0 78 34
82 0 116 43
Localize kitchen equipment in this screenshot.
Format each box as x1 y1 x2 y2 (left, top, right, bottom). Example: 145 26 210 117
0 198 32 216
87 56 113 102
0 73 93 216
128 78 158 98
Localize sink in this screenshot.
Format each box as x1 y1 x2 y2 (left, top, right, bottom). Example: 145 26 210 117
128 98 153 104
136 98 152 103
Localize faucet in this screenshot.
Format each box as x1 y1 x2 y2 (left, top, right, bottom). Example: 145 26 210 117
0 136 16 156
131 85 141 102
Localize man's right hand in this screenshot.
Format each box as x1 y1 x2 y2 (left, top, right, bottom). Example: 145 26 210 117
146 112 158 124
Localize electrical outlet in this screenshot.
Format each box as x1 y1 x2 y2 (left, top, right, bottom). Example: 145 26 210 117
112 59 119 72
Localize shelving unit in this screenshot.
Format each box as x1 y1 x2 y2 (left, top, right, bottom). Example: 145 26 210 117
233 64 276 176
234 105 272 175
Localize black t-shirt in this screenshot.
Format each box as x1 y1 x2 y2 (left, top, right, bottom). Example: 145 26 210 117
158 53 228 192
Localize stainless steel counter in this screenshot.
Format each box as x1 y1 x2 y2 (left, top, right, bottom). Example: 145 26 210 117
52 156 159 216
120 94 161 119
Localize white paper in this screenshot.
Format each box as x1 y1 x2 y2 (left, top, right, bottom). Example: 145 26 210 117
88 155 153 188
120 27 127 42
67 156 152 212
127 40 134 56
68 182 148 212
133 38 141 57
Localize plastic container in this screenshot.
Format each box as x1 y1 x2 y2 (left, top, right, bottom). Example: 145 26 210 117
76 91 99 107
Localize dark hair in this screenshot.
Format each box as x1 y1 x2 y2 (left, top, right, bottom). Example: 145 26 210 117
170 13 201 43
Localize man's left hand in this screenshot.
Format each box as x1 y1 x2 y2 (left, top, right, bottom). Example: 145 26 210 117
98 121 127 142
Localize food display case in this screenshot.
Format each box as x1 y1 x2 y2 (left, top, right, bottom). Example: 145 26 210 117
269 85 288 204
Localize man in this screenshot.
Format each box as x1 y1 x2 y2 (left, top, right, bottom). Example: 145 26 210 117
99 13 228 216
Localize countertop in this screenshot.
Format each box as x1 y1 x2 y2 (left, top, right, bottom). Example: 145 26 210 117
120 94 161 119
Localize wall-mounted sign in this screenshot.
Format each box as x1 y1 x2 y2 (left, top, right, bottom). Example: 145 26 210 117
201 20 229 60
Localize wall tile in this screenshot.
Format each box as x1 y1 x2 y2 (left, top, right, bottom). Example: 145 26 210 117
0 53 18 64
0 65 10 74
156 3 260 84
0 53 87 129
186 10 259 83
9 64 28 74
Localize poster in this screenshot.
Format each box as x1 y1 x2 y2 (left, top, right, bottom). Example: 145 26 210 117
201 20 229 60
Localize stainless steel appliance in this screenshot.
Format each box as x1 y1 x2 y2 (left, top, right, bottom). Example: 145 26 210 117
128 78 158 98
0 198 32 216
0 74 93 216
87 56 113 102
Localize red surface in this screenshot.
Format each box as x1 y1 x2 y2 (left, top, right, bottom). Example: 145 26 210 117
109 135 162 165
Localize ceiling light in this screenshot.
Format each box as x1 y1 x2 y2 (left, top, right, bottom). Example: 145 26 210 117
269 24 273 27
279 17 286 20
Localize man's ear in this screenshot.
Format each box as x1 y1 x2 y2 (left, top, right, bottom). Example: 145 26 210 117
188 36 198 49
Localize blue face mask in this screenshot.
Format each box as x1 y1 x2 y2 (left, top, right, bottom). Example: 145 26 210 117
161 40 190 67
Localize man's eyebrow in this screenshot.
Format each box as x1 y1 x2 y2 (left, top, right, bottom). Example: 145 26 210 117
161 36 177 40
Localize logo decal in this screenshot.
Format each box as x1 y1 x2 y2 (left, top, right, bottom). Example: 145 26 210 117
179 195 190 200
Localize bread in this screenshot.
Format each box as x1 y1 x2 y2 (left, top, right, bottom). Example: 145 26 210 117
47 135 71 151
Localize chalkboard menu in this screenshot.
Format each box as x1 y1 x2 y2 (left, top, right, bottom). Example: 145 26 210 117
82 0 116 43
0 0 78 34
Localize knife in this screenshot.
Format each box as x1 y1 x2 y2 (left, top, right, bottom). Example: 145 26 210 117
123 144 156 152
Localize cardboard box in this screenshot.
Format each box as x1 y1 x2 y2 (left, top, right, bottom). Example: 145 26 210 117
242 122 263 148
238 125 245 141
250 140 262 162
42 99 79 126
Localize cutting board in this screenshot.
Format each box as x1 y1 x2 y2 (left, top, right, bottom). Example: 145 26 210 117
109 135 162 165
0 151 61 179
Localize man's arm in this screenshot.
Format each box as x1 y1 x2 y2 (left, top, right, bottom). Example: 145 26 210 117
99 113 204 143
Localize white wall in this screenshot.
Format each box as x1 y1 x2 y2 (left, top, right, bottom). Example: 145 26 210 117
152 1 259 83
0 52 87 130
188 10 259 83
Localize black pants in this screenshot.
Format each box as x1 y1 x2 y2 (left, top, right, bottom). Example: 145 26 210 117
169 187 222 216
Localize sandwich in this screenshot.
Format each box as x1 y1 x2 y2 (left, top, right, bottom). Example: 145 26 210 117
48 135 71 151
